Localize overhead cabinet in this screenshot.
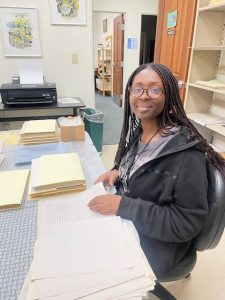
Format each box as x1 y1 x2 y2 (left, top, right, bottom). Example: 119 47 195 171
184 0 225 154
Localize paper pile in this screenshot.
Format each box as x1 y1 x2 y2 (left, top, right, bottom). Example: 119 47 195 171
29 153 86 200
20 183 156 300
19 119 59 145
0 169 29 210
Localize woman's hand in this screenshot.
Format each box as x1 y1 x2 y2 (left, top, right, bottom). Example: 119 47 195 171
95 170 119 187
88 194 122 215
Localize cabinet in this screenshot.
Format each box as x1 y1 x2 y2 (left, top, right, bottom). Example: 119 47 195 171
96 35 112 96
184 0 225 154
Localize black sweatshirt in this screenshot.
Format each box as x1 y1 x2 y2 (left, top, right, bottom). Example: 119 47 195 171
116 128 208 279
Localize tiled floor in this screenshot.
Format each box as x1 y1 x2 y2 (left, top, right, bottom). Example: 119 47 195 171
101 144 225 300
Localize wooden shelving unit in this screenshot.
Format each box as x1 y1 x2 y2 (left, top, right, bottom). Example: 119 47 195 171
184 0 225 153
96 35 112 96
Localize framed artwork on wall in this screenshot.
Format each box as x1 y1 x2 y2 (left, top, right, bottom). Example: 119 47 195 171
0 7 41 57
103 19 107 33
49 0 86 25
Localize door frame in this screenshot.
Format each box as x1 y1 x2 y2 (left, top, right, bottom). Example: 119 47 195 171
154 0 165 63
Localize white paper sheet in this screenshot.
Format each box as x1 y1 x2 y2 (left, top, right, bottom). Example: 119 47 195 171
37 183 108 236
18 59 44 84
32 217 132 280
30 223 148 299
19 183 156 300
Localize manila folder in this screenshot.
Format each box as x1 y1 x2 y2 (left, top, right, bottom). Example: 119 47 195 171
0 169 30 209
38 153 85 189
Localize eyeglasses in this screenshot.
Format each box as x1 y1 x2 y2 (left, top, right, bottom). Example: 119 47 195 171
128 86 164 99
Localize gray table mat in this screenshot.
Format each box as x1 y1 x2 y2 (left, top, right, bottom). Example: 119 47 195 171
0 134 105 300
0 207 37 300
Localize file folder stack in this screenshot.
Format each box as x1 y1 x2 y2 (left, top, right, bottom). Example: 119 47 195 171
19 184 156 300
19 119 59 145
29 153 86 200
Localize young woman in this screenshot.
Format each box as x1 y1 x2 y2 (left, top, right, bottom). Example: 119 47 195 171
88 63 225 280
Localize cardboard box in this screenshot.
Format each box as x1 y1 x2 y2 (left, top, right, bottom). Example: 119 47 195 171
60 116 85 142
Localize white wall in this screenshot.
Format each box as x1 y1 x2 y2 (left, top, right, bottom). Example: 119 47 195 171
0 0 95 108
0 0 158 111
93 0 158 98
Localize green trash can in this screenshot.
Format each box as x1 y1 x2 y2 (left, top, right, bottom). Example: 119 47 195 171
80 108 104 152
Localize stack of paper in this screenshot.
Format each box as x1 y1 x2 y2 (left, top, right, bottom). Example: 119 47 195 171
29 153 86 200
20 184 156 300
0 169 29 210
19 119 59 145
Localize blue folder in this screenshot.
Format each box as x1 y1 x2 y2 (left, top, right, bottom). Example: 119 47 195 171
15 142 69 165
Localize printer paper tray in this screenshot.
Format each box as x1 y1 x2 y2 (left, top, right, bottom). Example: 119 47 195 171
5 100 53 105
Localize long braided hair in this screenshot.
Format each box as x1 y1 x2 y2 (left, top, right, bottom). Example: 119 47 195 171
114 63 225 177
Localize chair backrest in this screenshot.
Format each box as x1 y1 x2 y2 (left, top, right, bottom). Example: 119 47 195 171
192 164 225 251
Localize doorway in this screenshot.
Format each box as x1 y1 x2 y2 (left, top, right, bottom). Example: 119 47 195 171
93 12 124 108
139 15 157 65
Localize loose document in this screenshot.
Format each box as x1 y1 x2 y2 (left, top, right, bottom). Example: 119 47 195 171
19 183 156 300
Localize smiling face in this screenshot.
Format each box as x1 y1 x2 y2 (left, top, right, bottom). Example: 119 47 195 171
129 68 165 123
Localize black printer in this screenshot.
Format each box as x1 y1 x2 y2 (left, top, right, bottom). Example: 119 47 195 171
0 83 57 105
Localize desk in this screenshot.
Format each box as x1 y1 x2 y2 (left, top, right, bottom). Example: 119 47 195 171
0 98 85 123
0 133 105 300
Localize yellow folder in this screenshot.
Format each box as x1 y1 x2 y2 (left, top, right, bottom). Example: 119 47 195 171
0 169 30 209
36 153 85 189
20 120 57 134
30 153 86 198
19 120 59 145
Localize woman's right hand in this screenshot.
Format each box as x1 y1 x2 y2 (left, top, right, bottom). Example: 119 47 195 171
94 169 119 187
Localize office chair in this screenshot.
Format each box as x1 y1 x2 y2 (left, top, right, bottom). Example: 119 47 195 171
150 164 225 300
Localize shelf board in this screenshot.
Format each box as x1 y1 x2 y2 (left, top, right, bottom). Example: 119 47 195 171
207 124 225 136
97 48 111 51
188 113 225 140
199 2 225 12
98 59 111 63
192 46 225 50
97 87 111 92
188 83 225 95
187 112 225 126
97 76 111 79
210 143 224 153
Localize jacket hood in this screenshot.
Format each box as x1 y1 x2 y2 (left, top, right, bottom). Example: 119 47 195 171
157 127 200 158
